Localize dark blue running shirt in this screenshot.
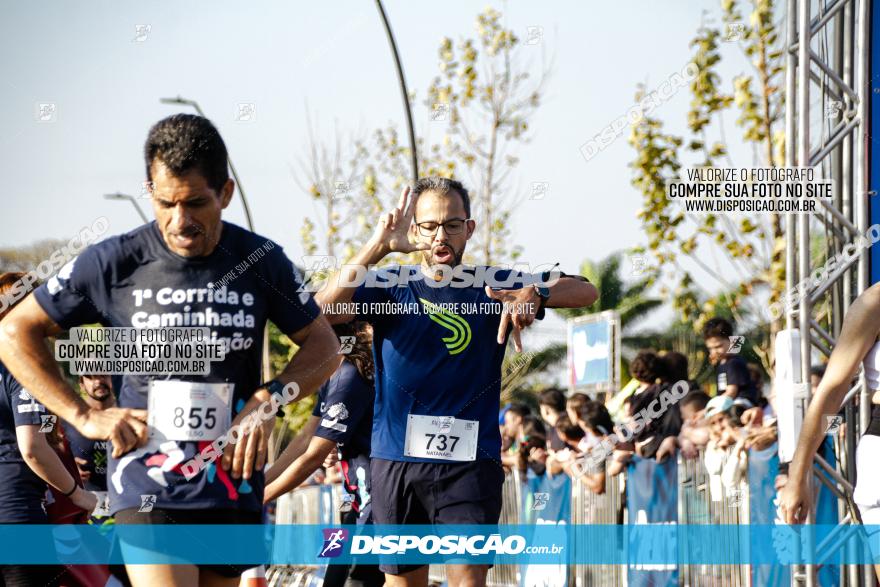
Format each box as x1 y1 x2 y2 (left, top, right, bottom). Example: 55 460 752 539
311 360 374 515
0 361 49 522
352 265 531 463
34 221 319 514
62 422 108 492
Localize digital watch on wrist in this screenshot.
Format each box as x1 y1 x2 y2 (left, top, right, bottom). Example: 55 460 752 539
533 284 550 320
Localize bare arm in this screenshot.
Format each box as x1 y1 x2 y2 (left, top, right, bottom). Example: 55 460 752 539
16 426 96 512
779 285 880 523
263 433 337 502
545 276 599 310
264 415 320 485
222 315 340 480
723 384 739 399
0 295 148 457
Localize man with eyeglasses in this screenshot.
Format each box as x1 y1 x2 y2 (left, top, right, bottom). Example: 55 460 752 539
317 177 598 587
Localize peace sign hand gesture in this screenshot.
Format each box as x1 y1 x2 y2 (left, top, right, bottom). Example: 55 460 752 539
371 187 430 255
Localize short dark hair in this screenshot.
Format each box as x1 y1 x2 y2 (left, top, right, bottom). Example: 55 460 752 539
411 177 471 219
538 388 566 412
566 392 590 416
578 401 614 436
521 415 546 439
703 317 734 340
681 391 710 412
145 114 230 193
554 415 586 441
810 364 826 379
660 351 688 383
630 350 662 384
506 402 531 420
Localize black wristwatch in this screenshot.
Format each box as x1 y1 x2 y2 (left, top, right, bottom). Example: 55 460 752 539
533 284 550 320
261 379 286 417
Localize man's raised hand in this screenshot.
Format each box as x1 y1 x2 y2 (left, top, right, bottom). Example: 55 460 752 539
371 187 430 255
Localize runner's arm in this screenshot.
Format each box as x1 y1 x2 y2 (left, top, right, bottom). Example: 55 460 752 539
16 424 81 496
276 315 341 399
264 415 320 485
222 316 339 480
263 432 336 502
317 187 427 324
544 276 598 309
316 240 388 324
0 296 148 456
0 296 93 427
781 286 880 523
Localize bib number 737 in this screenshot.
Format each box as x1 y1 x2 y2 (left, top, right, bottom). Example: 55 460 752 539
403 415 478 461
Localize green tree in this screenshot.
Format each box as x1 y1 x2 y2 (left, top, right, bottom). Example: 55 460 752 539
628 0 786 373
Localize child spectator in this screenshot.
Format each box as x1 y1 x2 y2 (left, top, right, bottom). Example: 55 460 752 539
679 391 711 457
703 317 760 404
702 396 748 499
566 393 590 429
538 388 567 451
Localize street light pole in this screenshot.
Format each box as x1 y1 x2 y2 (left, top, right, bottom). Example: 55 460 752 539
374 0 419 184
103 193 149 223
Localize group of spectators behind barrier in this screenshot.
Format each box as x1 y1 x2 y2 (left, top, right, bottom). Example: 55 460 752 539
267 439 822 587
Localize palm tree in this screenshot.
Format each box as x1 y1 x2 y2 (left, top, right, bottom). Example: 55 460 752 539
508 251 663 393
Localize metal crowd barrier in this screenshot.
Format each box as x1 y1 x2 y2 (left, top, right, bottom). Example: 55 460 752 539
268 449 762 587
677 449 750 587
269 484 346 585
570 462 624 587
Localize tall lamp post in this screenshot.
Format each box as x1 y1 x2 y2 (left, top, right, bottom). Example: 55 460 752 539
374 0 419 184
103 193 148 223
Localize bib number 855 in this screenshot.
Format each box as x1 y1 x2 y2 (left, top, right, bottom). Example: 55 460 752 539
425 433 460 453
172 406 217 430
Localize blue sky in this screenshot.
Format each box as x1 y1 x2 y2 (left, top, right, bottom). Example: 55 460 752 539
1 0 758 280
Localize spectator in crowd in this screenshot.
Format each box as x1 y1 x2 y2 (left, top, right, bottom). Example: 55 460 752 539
703 317 760 404
703 396 748 496
630 350 663 394
538 388 567 451
517 417 548 477
501 403 531 469
679 391 711 457
629 352 686 463
565 393 589 430
565 401 614 493
554 415 586 451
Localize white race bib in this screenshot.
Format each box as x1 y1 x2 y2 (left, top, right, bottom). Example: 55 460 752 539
403 415 478 461
147 380 232 442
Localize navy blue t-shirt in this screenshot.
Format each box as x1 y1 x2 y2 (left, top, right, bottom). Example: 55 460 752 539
353 265 529 463
34 221 320 514
311 360 374 515
0 361 49 522
62 422 108 492
717 355 759 404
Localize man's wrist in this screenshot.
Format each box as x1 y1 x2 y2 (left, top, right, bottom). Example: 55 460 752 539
363 238 390 263
70 403 93 431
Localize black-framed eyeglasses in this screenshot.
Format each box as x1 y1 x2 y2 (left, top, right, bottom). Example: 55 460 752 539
415 218 470 236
